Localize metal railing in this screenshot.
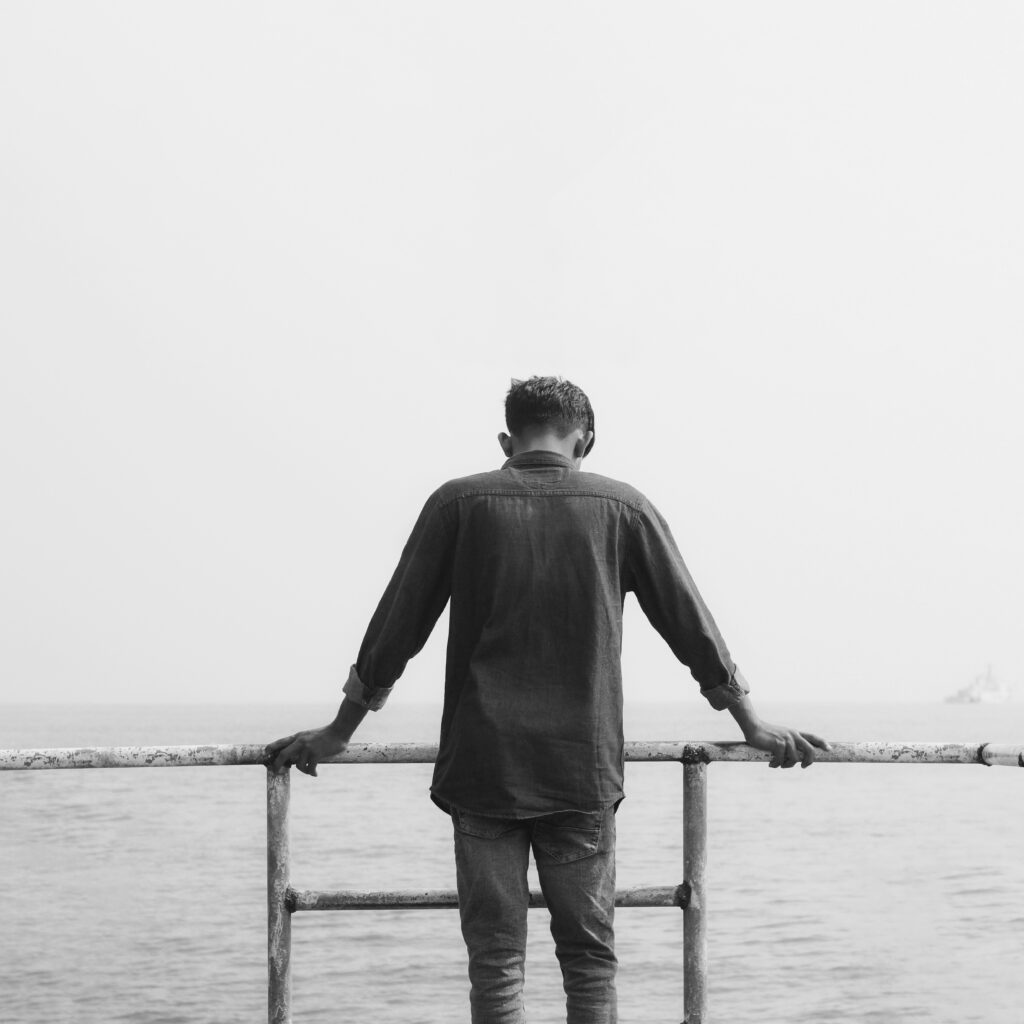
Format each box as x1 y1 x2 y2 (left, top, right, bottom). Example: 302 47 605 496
2 739 1021 1023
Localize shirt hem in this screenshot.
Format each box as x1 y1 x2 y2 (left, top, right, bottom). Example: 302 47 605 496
430 789 624 819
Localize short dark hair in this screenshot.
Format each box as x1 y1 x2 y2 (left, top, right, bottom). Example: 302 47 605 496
505 376 595 455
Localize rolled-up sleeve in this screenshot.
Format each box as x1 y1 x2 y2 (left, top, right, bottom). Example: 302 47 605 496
699 666 751 710
349 490 455 711
627 499 750 709
342 663 393 711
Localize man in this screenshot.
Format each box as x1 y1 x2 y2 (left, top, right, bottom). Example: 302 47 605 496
267 375 829 1024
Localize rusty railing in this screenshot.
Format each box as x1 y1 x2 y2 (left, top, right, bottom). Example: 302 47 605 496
2 739 1021 1023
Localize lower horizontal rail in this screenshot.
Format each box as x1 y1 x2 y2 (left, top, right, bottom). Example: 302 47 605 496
288 884 687 912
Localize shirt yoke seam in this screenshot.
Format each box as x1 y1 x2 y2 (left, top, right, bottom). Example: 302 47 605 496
438 488 646 514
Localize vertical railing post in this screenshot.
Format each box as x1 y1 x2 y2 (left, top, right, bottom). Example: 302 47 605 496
683 761 708 1024
267 767 292 1024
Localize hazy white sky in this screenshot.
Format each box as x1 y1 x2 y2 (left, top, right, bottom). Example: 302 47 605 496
1 3 1021 705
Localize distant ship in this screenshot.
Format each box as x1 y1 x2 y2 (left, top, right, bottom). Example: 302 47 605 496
945 665 1012 704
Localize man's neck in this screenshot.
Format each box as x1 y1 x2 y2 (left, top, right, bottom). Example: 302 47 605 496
511 434 577 460
498 427 591 468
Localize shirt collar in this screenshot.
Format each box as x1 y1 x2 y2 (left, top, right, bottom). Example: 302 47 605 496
501 450 576 471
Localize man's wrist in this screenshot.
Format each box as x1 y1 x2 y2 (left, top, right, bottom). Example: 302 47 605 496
326 696 370 744
727 695 761 739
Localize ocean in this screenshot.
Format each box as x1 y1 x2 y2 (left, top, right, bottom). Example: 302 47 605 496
1 699 1022 1024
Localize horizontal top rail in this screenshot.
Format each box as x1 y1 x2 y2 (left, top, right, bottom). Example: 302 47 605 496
1 741 1022 771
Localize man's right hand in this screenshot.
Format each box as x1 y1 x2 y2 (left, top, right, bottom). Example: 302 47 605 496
740 719 830 769
727 693 831 768
264 726 349 777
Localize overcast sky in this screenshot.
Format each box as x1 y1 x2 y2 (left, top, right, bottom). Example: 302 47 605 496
1 3 1021 705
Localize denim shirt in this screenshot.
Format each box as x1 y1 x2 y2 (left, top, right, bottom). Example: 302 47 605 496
343 450 749 817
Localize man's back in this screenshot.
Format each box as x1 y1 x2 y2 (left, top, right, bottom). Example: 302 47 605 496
433 449 646 816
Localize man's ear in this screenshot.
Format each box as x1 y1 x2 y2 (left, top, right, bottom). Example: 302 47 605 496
498 432 515 458
574 430 595 459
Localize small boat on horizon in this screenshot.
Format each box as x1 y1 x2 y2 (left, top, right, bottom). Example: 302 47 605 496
945 665 1013 704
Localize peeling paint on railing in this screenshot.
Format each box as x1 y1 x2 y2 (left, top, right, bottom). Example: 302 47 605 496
0 744 269 770
3 740 1022 770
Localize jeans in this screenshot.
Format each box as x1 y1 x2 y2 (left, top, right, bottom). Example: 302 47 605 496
452 806 618 1024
